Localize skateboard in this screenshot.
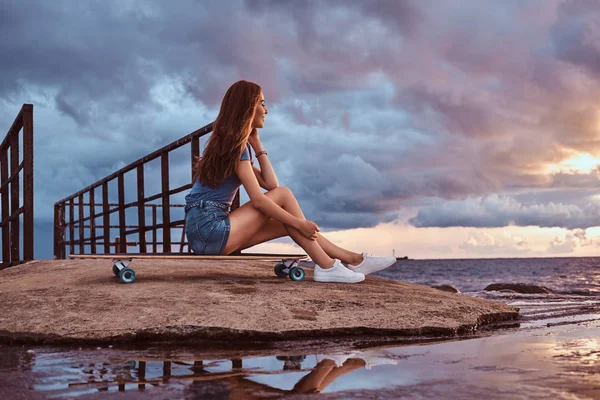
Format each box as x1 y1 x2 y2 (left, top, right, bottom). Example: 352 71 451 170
69 254 314 284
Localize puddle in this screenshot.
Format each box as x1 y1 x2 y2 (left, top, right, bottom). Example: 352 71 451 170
2 322 600 399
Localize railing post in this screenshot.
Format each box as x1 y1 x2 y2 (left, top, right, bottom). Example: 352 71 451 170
53 203 66 259
137 165 146 253
78 193 84 254
118 174 126 253
102 182 109 253
69 198 74 256
152 204 157 253
1 145 8 263
161 153 171 252
22 104 34 260
90 187 96 254
10 131 20 262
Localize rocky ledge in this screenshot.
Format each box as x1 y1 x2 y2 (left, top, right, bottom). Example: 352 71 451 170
0 259 518 345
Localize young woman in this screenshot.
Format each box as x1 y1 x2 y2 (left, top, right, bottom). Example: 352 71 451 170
185 80 397 283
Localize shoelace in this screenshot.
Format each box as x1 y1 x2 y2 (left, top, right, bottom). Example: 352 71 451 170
364 253 391 260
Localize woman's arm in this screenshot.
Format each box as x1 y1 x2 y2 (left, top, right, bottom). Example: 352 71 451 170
248 130 278 189
236 160 299 228
253 165 271 190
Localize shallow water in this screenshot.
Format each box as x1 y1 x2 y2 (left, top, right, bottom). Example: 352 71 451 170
2 322 600 399
381 256 600 296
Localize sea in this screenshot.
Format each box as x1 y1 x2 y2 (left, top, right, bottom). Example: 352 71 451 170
2 257 600 399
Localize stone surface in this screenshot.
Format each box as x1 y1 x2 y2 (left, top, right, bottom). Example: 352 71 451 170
0 259 518 344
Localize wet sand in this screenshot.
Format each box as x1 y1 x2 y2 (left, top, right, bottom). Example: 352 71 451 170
2 320 599 399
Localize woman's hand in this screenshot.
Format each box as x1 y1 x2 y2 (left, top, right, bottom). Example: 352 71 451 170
248 128 261 149
297 220 320 241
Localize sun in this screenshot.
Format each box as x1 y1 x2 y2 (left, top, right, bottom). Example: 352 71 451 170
547 153 600 174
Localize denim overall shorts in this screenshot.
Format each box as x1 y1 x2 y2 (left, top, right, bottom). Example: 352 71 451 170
185 199 231 255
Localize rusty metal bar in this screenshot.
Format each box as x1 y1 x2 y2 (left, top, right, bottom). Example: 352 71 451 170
78 193 84 254
1 145 8 263
53 203 65 259
161 153 171 252
118 174 126 253
152 204 157 253
69 224 184 230
70 202 186 207
179 227 186 253
0 106 24 152
69 198 74 256
102 182 109 254
90 187 96 254
22 104 33 260
10 131 20 262
137 164 146 253
0 163 24 192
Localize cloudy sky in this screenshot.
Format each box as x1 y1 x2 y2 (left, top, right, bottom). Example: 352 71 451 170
2 0 600 259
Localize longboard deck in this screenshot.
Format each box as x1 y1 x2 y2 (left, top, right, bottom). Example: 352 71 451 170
70 253 312 283
69 253 307 261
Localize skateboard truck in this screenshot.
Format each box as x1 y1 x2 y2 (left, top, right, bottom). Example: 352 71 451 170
274 259 314 281
111 259 136 284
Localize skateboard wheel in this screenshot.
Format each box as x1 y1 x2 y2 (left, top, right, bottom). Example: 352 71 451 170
112 264 120 276
274 263 288 278
289 267 305 281
119 268 136 284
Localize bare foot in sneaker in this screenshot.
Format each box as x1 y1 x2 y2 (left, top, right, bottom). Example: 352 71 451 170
314 259 365 283
347 253 396 275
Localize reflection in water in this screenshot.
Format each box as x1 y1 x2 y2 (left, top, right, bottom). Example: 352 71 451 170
0 345 36 371
7 325 600 399
63 350 398 397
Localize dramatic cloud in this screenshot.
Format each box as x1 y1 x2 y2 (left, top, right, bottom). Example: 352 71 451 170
410 194 600 230
548 229 594 253
2 0 600 258
458 230 531 255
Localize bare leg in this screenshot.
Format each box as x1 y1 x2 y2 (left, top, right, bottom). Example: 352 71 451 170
318 358 366 390
224 187 335 268
292 359 336 394
237 218 362 265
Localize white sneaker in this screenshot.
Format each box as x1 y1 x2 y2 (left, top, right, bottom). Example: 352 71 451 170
348 253 396 275
314 259 365 283
356 350 399 370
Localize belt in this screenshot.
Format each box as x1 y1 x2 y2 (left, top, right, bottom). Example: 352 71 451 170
185 200 230 213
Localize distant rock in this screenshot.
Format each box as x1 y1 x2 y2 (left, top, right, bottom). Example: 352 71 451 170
484 283 552 294
431 285 460 294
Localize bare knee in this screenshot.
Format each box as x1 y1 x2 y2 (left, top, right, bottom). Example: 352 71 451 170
266 186 295 204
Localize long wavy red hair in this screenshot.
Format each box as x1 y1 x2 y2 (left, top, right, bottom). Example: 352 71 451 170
193 80 262 187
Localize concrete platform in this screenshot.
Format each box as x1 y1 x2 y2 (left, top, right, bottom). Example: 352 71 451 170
0 259 518 344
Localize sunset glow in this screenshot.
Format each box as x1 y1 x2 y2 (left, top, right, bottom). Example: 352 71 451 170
547 154 600 175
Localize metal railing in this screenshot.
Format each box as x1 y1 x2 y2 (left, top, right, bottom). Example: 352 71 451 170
1 104 34 269
53 122 241 258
